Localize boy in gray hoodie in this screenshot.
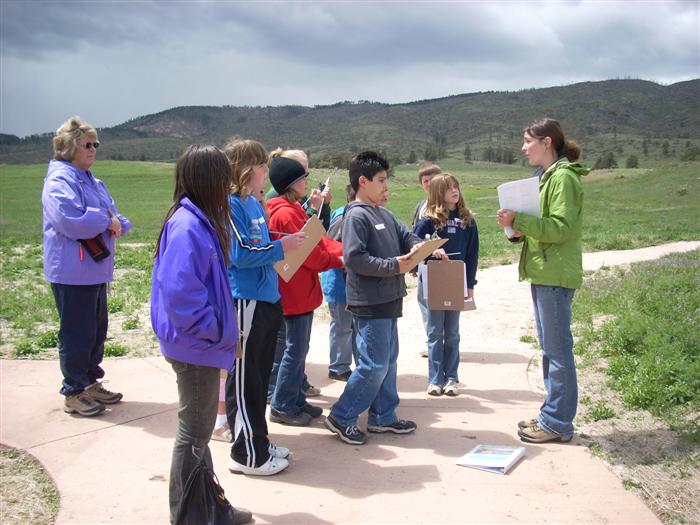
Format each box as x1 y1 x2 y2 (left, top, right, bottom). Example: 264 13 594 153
325 151 422 445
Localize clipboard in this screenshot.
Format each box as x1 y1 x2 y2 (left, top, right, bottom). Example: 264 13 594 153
405 238 448 265
422 259 476 311
273 215 326 282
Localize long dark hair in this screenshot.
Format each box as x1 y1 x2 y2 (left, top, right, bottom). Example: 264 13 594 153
155 145 232 264
524 118 581 162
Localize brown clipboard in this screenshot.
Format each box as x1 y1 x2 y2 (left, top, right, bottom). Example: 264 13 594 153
405 238 448 266
273 214 326 283
425 259 477 311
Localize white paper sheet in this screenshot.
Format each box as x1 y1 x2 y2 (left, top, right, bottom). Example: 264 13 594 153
496 176 541 237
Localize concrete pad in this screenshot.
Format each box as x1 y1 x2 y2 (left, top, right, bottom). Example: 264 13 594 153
4 242 695 524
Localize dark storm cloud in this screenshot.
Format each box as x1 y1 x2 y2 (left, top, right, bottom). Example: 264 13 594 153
1 1 698 136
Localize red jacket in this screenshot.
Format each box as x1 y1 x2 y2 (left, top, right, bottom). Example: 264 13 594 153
267 197 343 315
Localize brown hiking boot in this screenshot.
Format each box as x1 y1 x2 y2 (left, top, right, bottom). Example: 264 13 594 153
517 418 538 429
518 421 573 443
86 382 123 404
64 392 105 417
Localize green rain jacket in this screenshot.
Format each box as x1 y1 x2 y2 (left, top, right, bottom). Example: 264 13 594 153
512 158 590 289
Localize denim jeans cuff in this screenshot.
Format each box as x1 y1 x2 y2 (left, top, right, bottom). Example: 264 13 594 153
538 416 573 437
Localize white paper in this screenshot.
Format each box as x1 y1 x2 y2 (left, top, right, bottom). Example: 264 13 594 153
496 176 540 237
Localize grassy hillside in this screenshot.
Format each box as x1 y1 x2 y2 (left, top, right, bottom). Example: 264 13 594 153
1 79 698 166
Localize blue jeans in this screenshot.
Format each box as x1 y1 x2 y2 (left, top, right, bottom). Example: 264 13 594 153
328 302 357 374
267 321 311 401
426 309 461 386
417 273 429 335
167 358 219 524
330 317 400 427
531 285 577 437
270 312 314 415
51 283 107 396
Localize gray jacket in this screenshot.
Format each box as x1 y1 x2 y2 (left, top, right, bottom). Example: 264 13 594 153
341 201 421 306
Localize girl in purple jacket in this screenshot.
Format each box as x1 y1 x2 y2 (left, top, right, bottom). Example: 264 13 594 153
151 145 250 524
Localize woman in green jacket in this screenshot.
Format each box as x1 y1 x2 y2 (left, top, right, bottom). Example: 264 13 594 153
497 118 589 443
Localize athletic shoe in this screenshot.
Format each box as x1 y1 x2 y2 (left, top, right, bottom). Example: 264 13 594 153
228 455 288 476
85 382 123 404
304 385 322 397
324 414 367 445
268 443 290 459
443 379 459 397
212 422 232 442
518 421 573 443
302 403 323 418
367 419 417 434
64 392 105 417
270 408 312 426
328 370 352 381
427 384 443 396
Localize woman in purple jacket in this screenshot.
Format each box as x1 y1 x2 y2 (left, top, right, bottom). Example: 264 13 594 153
151 145 250 524
42 116 131 417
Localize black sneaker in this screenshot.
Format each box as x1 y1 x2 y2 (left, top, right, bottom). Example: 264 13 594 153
328 370 352 381
232 506 253 525
269 408 312 426
367 419 417 434
324 414 367 445
302 403 323 418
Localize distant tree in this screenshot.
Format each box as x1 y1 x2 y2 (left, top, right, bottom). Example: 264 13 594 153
424 144 439 162
662 141 670 157
680 144 700 161
642 137 649 156
594 152 618 169
625 154 639 168
482 146 495 162
407 150 417 164
463 143 471 162
139 153 147 161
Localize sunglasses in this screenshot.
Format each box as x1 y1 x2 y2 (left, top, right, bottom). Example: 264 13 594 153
81 142 100 149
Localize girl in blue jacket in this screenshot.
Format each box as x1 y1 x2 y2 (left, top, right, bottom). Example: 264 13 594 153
151 145 249 523
222 138 306 477
414 173 479 397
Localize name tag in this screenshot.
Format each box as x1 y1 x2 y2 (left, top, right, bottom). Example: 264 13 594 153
375 223 386 230
448 227 456 234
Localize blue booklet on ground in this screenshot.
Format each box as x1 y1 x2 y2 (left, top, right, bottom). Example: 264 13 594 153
456 444 526 475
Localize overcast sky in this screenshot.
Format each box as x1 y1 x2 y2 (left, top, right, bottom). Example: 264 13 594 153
1 0 698 137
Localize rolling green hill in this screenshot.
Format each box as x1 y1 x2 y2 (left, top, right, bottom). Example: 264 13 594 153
1 78 698 165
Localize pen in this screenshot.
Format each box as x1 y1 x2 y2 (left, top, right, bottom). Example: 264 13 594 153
268 231 291 236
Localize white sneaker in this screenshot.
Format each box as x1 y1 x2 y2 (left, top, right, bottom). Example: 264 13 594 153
427 384 443 396
269 443 290 459
228 455 289 476
443 379 459 396
211 423 232 442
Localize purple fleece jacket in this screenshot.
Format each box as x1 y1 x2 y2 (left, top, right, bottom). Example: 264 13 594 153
151 197 237 371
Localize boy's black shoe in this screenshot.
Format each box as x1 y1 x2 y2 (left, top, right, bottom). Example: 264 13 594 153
270 408 312 426
302 403 323 418
328 370 352 381
367 419 417 434
324 414 367 445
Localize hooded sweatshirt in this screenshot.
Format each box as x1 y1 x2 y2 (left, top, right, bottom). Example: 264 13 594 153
341 201 421 308
512 158 590 289
42 159 131 284
267 196 343 315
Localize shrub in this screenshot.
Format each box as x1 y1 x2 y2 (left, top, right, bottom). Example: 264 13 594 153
104 342 128 357
36 330 58 348
13 340 39 357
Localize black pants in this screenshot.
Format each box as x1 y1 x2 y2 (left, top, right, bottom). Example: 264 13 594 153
51 283 107 396
226 299 282 467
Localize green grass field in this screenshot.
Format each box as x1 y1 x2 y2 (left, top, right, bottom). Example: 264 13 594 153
0 158 698 355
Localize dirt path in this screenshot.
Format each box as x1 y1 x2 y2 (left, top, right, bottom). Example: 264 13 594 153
1 241 697 525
